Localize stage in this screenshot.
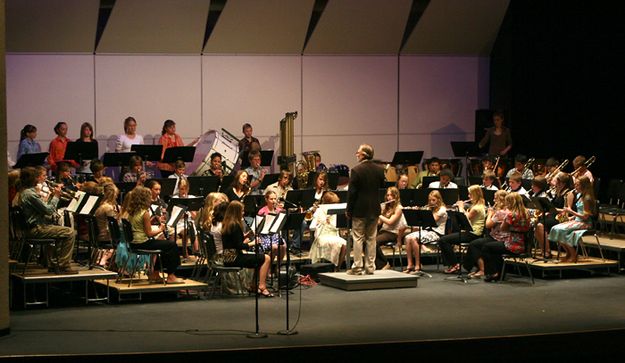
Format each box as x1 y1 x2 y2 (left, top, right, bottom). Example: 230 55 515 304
3 265 625 361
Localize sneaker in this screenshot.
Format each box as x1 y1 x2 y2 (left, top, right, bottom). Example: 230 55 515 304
346 268 364 276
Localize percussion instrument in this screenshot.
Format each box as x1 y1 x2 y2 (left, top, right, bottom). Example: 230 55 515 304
190 130 239 176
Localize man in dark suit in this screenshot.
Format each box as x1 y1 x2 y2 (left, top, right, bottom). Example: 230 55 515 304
346 144 385 275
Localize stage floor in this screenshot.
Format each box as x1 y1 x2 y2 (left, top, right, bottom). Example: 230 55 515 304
4 265 625 360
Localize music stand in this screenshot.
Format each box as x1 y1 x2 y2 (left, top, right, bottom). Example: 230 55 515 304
482 189 496 207
187 176 219 197
327 173 339 190
399 189 414 207
244 195 265 217
531 196 557 261
102 152 136 168
378 188 387 203
260 150 274 167
458 186 469 201
451 141 481 185
114 182 136 203
260 173 280 190
162 146 196 164
219 175 234 193
468 176 483 186
285 189 304 209
335 190 348 203
170 196 204 258
422 176 438 189
328 207 350 268
131 145 162 162
14 152 49 168
391 151 423 167
445 210 474 283
299 189 317 210
306 172 318 188
403 209 438 277
433 189 460 207
64 141 98 169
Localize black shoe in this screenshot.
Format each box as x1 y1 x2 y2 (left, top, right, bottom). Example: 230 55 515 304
484 274 500 283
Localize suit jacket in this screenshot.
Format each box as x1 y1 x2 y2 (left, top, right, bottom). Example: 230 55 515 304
347 160 385 219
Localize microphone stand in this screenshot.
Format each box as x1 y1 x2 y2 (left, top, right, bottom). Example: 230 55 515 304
278 198 300 335
246 197 267 339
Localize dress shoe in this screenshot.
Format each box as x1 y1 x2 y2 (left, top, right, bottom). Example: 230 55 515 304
346 268 364 276
484 273 500 283
53 267 79 275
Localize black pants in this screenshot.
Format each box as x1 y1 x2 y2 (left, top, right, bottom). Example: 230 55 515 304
481 241 509 275
374 230 397 269
132 239 180 274
438 232 480 266
226 252 265 269
463 236 495 271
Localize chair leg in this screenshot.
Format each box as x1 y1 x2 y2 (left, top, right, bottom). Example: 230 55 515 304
157 254 165 285
525 261 535 285
500 258 507 282
593 233 606 261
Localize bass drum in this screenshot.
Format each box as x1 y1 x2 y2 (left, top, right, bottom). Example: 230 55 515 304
189 130 239 176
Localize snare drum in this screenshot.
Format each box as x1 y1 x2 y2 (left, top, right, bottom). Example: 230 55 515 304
189 130 239 176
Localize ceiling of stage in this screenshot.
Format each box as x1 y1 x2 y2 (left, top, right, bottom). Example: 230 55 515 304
6 0 509 55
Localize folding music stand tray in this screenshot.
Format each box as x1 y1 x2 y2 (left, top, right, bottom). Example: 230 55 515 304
260 173 280 190
458 186 469 201
170 196 204 258
162 146 196 164
435 188 460 206
285 189 304 209
327 173 339 190
445 210 474 283
64 141 98 168
219 175 234 192
260 150 274 167
102 152 136 168
335 190 348 203
413 189 429 207
328 208 350 268
403 209 438 277
131 144 163 162
451 141 481 186
243 195 265 217
14 152 49 168
187 176 219 197
482 189 496 207
469 176 483 186
299 189 317 210
148 178 177 201
422 176 439 189
391 151 424 167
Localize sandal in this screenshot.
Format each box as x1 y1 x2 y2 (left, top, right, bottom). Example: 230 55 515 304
258 288 274 298
402 267 415 273
444 264 460 274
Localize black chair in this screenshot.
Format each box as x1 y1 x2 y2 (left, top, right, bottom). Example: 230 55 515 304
200 230 244 298
500 229 535 285
117 218 165 287
9 207 58 275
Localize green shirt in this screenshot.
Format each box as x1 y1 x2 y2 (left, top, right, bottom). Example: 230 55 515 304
19 188 60 227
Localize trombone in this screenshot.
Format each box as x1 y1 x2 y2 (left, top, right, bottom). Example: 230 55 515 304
570 155 596 178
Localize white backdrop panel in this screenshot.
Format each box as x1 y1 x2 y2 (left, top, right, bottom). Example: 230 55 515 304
302 56 398 137
202 55 301 152
95 55 202 149
399 56 482 135
303 135 397 169
6 54 95 159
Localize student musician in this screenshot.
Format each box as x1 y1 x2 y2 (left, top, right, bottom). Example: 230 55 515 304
428 168 458 189
157 119 198 178
535 172 573 257
75 122 98 174
375 187 406 270
265 170 293 201
171 178 199 260
439 185 487 274
221 201 273 297
480 156 495 175
197 192 229 236
145 180 170 240
309 192 347 270
257 190 287 266
571 155 594 183
396 174 409 190
88 159 106 184
125 186 183 284
403 190 448 274
505 172 529 198
238 123 260 169
17 124 42 160
529 175 549 198
410 157 441 189
245 150 266 195
18 166 77 274
55 161 81 193
224 170 250 203
48 122 80 171
505 154 534 180
168 160 188 195
314 152 327 172
122 155 147 186
548 175 595 263
94 182 120 267
482 192 530 282
115 116 144 153
207 152 224 178
481 171 499 191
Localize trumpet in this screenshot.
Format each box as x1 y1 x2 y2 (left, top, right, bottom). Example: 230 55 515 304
45 179 78 201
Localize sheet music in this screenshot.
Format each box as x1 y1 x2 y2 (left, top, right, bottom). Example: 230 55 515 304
269 213 286 234
318 202 347 213
261 214 276 234
167 205 184 227
66 191 86 213
79 195 99 215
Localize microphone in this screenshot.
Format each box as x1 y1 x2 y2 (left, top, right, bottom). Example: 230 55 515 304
279 197 299 208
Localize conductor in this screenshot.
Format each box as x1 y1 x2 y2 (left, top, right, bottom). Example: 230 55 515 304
346 144 385 275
